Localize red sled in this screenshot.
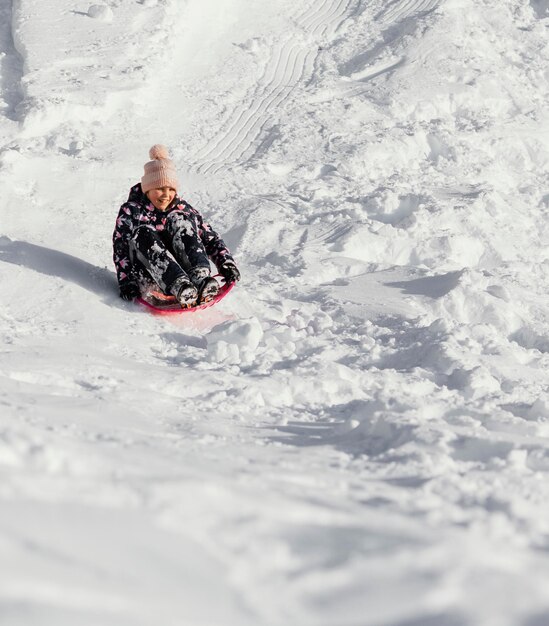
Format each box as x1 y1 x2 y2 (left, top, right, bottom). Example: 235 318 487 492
137 277 235 315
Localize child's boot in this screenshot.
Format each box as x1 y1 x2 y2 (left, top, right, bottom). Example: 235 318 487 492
197 276 220 304
171 277 198 308
189 267 219 304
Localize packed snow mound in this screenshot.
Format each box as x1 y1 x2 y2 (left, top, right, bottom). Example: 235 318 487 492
87 4 113 21
206 317 263 364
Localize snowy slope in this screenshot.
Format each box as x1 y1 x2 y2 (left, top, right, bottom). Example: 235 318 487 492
1 0 549 624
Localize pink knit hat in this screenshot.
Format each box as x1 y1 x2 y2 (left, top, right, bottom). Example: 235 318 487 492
141 144 179 193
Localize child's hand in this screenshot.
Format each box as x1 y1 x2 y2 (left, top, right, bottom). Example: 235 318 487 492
220 262 241 284
120 282 141 301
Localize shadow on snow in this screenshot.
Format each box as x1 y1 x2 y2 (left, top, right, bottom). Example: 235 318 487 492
0 235 118 304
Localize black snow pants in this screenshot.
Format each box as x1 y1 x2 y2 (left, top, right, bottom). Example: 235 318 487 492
129 212 211 295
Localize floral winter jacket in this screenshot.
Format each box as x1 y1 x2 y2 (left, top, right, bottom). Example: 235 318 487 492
112 183 234 292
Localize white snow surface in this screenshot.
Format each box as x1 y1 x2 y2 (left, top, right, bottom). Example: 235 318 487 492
1 0 549 624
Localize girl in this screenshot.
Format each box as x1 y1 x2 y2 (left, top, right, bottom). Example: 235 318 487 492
113 145 240 307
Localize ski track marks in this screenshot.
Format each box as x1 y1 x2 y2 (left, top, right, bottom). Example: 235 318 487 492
194 0 442 172
194 37 312 175
375 0 441 25
194 0 353 175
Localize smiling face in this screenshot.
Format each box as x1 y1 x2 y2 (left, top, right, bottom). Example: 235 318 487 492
146 186 176 211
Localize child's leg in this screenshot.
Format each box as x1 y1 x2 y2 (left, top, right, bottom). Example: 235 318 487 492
130 225 194 297
164 214 220 303
165 213 211 284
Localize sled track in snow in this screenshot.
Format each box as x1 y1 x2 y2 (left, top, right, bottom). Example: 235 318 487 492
194 0 353 175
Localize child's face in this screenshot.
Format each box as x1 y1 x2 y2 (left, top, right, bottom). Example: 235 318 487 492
147 186 176 211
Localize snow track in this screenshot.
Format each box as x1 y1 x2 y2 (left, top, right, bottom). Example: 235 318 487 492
376 0 441 25
297 0 353 38
195 37 313 175
194 0 353 174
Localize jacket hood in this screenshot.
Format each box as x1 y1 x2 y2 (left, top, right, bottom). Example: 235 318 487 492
127 183 147 204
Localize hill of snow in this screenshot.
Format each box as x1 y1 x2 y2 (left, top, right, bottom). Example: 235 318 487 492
1 0 549 624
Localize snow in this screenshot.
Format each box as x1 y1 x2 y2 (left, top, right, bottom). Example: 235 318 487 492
1 0 549 624
87 5 114 21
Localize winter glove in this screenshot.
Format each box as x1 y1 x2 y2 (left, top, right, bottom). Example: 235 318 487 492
119 282 140 301
219 262 241 284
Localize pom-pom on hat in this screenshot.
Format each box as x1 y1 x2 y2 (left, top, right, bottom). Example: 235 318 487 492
141 144 179 194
